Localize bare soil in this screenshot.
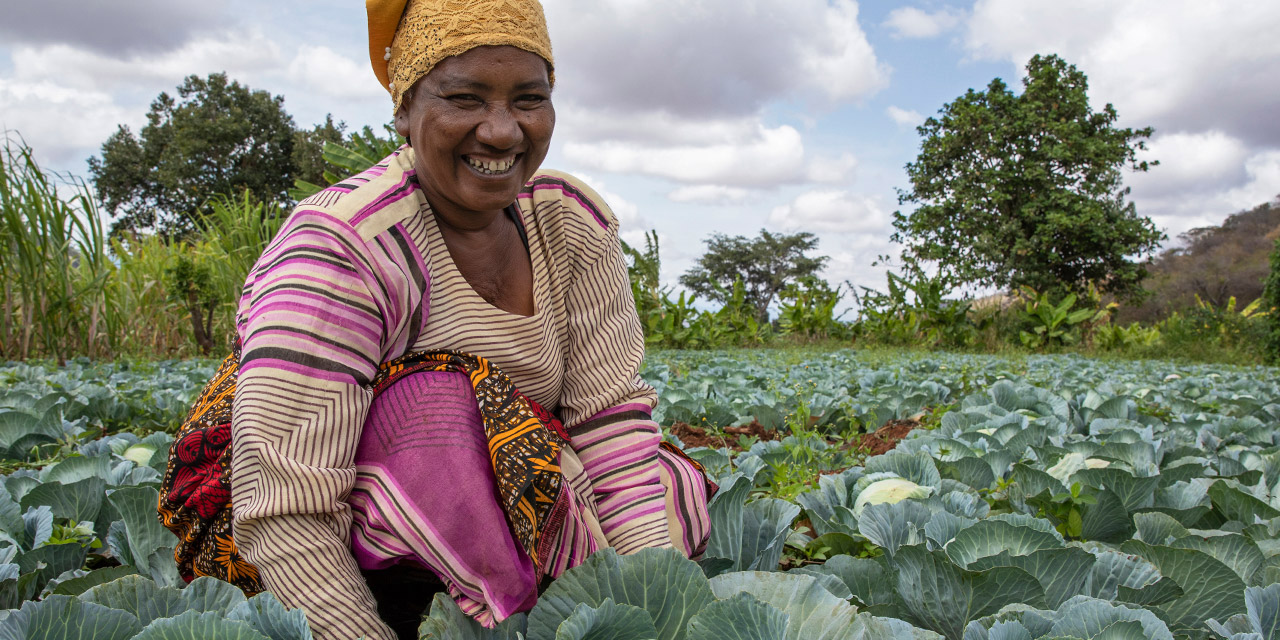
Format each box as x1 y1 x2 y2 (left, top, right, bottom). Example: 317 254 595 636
669 420 779 451
853 418 921 456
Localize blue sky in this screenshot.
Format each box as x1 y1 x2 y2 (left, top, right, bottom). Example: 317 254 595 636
3 0 1278 304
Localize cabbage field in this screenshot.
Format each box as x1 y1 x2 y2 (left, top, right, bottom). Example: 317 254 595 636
1 350 1279 639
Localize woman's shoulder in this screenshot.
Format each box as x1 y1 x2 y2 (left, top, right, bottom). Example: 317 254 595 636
520 170 619 242
291 146 422 242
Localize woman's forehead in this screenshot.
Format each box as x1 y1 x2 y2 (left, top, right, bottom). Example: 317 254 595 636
426 46 551 86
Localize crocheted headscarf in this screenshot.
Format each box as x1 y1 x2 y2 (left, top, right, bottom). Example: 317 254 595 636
367 0 555 114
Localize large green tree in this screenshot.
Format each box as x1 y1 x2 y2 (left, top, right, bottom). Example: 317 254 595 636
679 229 828 323
892 54 1165 300
89 73 298 236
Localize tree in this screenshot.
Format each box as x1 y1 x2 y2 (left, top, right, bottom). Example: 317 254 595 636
1265 234 1280 364
892 54 1165 301
679 229 828 323
291 114 348 193
289 124 405 201
89 73 298 236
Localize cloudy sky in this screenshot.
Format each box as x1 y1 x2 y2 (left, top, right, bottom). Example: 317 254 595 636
3 0 1279 300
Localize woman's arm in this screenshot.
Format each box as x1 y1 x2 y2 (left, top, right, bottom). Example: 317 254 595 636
558 212 673 554
230 209 397 640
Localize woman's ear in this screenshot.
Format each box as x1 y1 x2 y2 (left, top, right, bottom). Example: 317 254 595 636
393 101 411 145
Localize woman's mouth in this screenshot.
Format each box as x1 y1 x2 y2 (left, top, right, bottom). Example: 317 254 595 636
464 154 518 176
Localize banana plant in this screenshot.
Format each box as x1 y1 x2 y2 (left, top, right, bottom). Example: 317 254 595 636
1018 287 1101 350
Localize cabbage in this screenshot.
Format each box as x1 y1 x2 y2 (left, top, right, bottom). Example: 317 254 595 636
853 478 933 515
1047 453 1088 484
122 444 157 467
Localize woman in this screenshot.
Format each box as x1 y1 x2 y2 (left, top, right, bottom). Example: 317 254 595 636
213 1 712 639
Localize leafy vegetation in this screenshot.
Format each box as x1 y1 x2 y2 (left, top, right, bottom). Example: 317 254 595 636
1265 236 1280 364
3 349 1280 638
1 134 285 360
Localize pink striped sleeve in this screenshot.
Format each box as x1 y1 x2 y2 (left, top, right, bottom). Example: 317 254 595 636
231 211 398 640
560 219 672 554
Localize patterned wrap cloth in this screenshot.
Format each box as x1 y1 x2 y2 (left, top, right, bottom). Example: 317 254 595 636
158 348 715 625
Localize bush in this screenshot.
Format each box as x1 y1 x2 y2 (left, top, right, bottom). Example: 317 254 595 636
852 270 981 349
1265 237 1280 364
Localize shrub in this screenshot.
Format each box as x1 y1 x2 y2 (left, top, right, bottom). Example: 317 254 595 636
1265 237 1280 364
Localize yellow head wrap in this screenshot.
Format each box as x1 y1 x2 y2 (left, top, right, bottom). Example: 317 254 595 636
367 0 555 114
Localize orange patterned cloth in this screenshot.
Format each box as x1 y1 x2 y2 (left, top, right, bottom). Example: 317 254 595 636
157 347 263 594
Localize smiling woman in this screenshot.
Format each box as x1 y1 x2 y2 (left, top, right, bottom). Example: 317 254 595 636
154 2 715 640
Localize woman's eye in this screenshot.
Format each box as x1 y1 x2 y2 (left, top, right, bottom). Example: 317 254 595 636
448 94 483 105
516 95 548 108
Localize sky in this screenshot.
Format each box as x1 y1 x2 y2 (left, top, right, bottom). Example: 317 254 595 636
3 0 1279 305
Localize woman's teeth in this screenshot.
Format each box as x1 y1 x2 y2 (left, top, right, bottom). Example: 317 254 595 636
466 156 516 174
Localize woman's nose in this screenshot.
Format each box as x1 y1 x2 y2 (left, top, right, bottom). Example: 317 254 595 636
476 104 522 149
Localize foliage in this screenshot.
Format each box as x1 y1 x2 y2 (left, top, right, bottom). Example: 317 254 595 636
680 230 829 324
163 255 218 356
777 277 849 340
853 269 981 349
1 135 285 360
0 134 112 364
1149 295 1270 364
892 54 1165 300
88 73 297 237
164 191 287 354
638 282 767 351
621 230 664 323
289 124 404 201
1094 322 1163 352
1266 236 1280 364
6 349 1280 638
622 233 770 349
290 114 347 194
1018 286 1113 351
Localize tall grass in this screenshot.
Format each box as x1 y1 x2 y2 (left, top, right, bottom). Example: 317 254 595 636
0 134 283 361
0 134 113 362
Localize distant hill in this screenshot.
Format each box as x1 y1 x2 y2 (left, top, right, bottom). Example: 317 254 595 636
1118 198 1280 323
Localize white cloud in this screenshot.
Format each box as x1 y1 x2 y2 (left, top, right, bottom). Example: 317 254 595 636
544 0 888 119
1129 149 1280 241
568 173 650 232
1 28 397 175
287 46 385 102
544 0 884 193
767 190 890 234
564 124 810 187
805 153 858 184
821 237 898 303
1 32 288 171
884 7 962 39
668 185 753 205
9 32 284 95
0 79 133 164
886 106 925 128
963 0 1280 145
1127 131 1249 199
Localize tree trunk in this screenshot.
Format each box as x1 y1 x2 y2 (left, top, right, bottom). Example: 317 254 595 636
186 290 214 356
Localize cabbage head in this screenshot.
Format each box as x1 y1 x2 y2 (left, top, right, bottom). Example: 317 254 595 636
853 478 933 515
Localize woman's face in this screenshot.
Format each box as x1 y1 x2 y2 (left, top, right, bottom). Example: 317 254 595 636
394 45 555 223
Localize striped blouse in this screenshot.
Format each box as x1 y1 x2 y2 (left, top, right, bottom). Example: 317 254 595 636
229 147 669 640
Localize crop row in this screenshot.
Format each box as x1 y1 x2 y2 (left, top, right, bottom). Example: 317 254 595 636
0 350 1277 639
